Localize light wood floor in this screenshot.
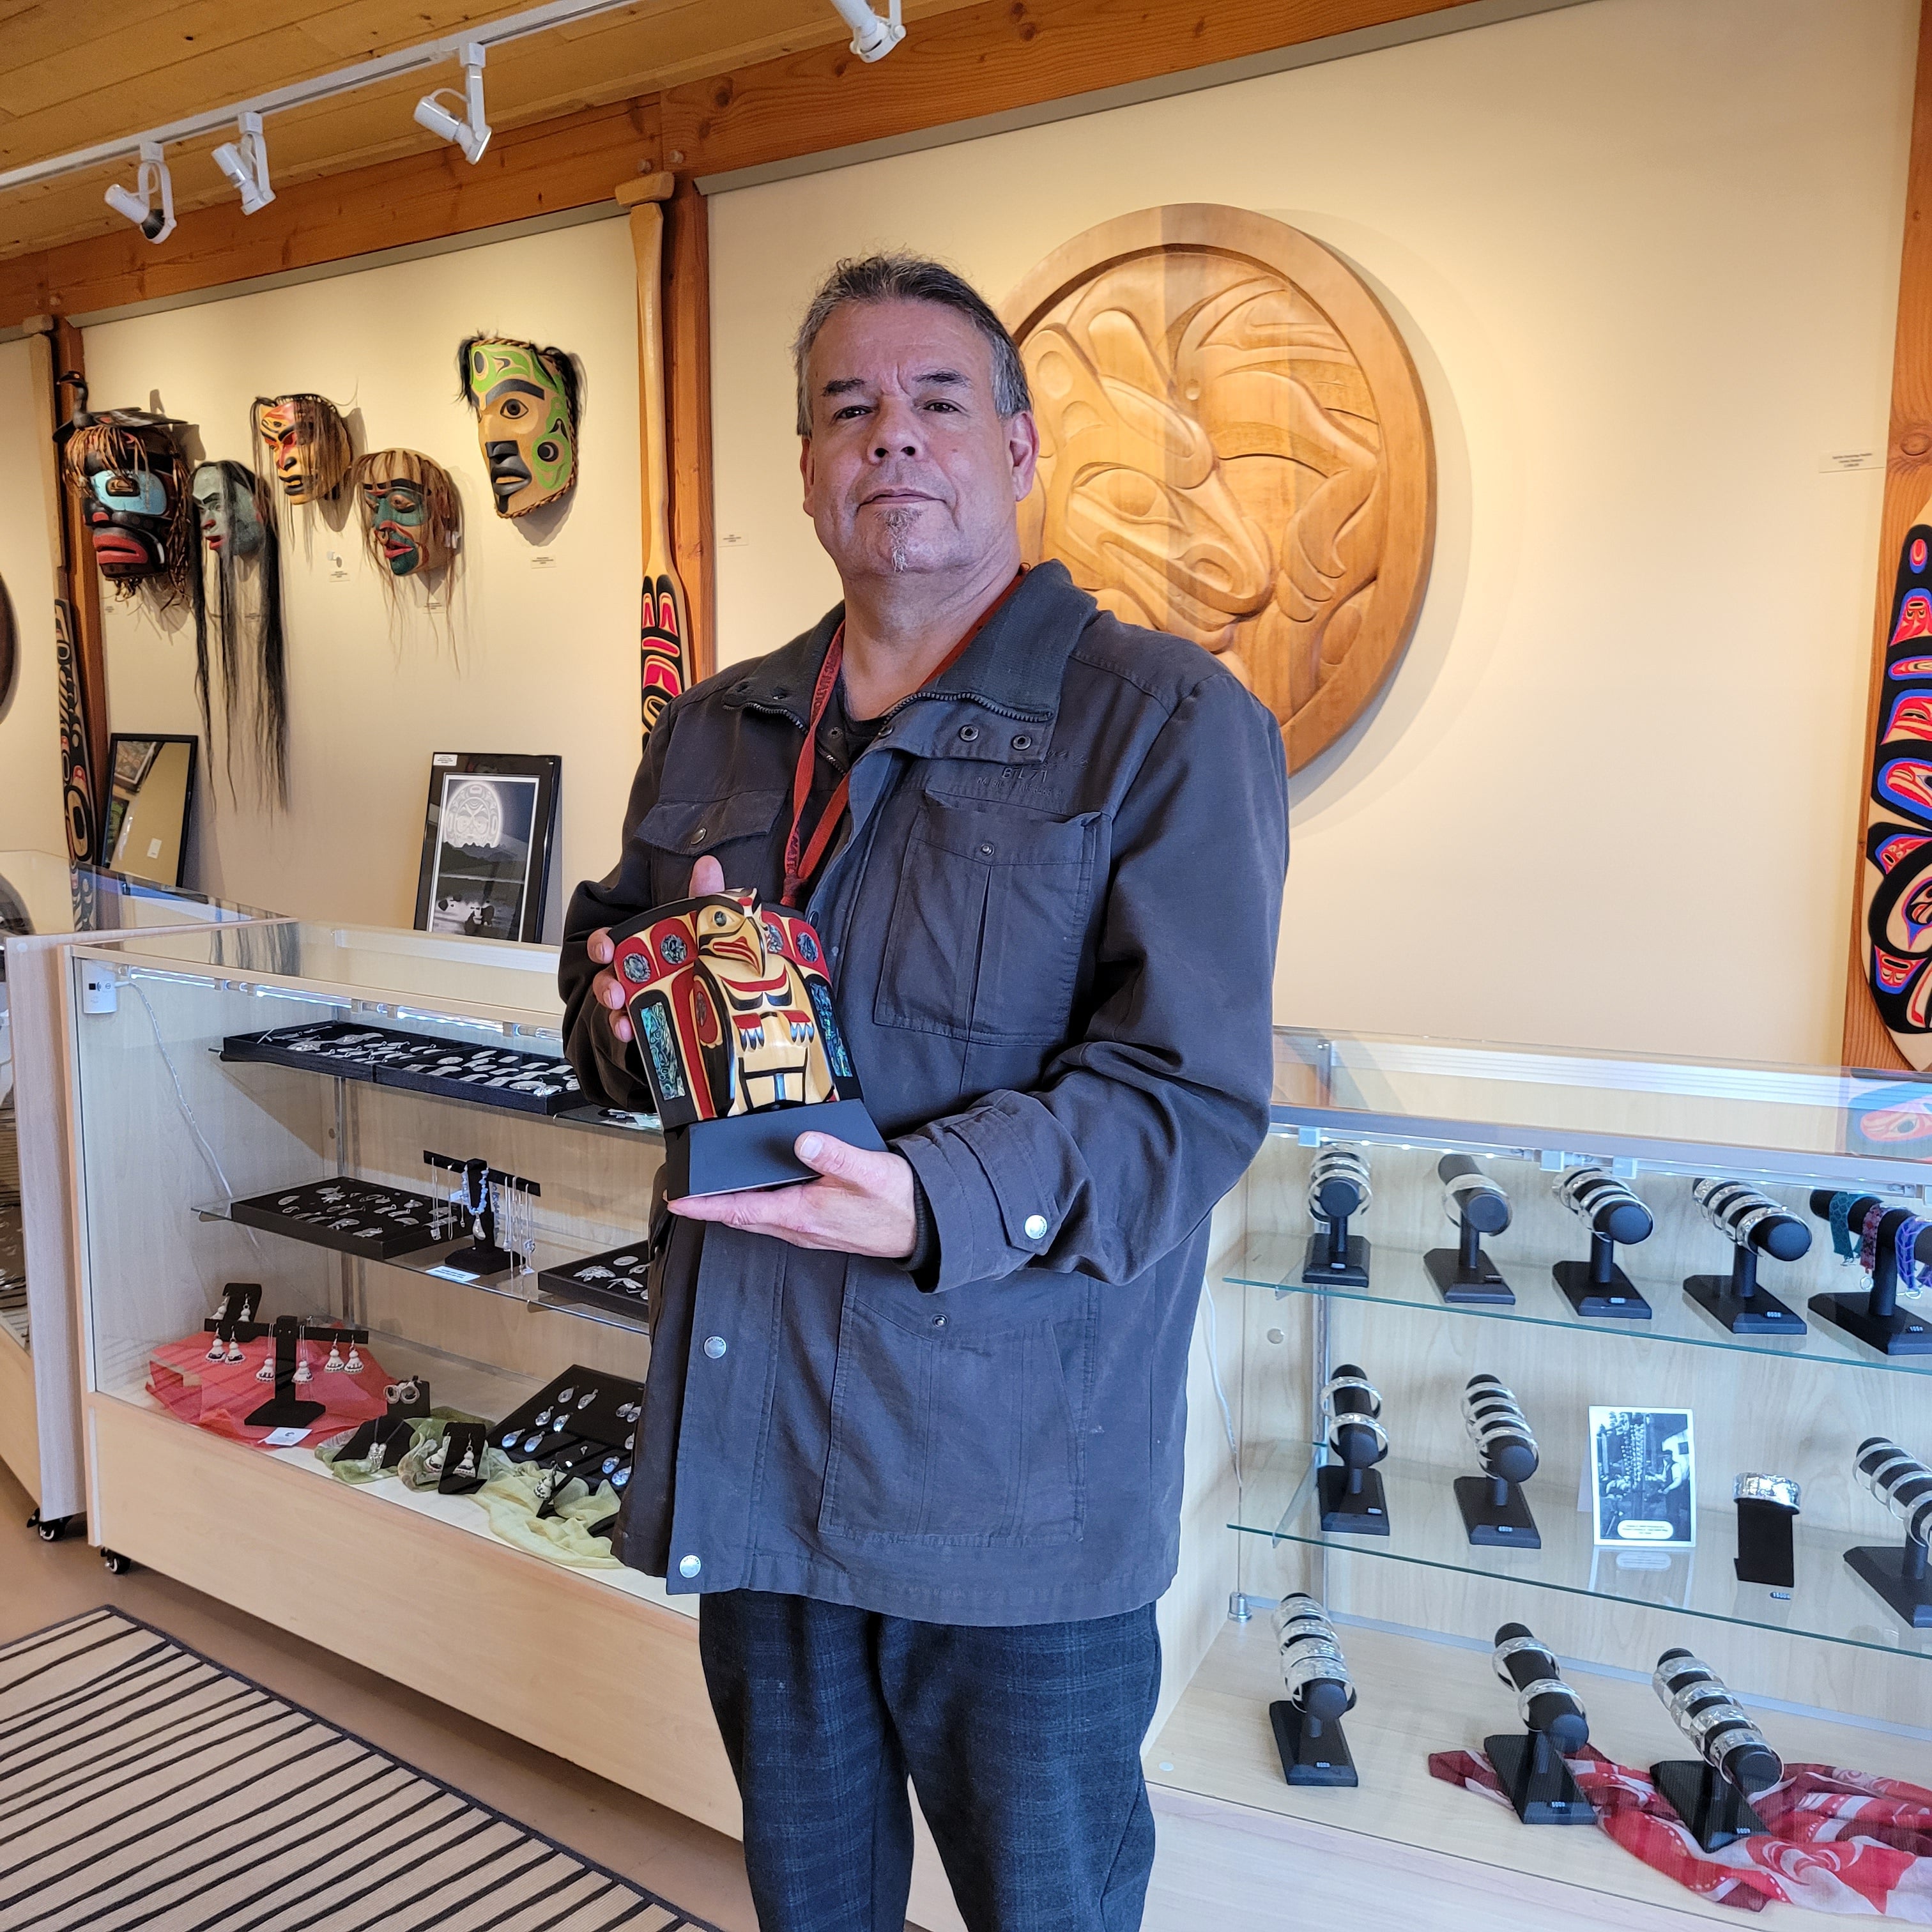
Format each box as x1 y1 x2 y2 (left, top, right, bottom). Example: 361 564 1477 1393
0 1458 765 1932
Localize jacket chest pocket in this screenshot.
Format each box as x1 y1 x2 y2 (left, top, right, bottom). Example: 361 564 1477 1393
636 788 783 901
874 794 1099 1045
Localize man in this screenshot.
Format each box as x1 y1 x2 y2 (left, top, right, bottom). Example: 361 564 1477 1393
560 254 1287 1932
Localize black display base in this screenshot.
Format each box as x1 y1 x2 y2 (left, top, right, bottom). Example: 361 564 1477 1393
537 1241 653 1326
1425 1246 1514 1305
1455 1475 1541 1548
1734 1500 1797 1590
1483 1732 1597 1826
1269 1701 1358 1786
664 1099 886 1198
435 1242 516 1280
1683 1273 1807 1337
1318 1462 1390 1535
231 1178 444 1260
1844 1545 1932 1627
1807 1292 1932 1356
1651 1759 1765 1852
1553 1258 1652 1320
1302 1232 1370 1290
244 1392 326 1430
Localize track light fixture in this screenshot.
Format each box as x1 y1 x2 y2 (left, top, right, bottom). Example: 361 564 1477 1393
211 111 274 215
827 0 904 61
103 141 176 244
414 43 491 164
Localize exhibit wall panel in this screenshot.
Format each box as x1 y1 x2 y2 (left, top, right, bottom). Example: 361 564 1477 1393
0 338 68 859
79 219 644 931
709 0 1915 1066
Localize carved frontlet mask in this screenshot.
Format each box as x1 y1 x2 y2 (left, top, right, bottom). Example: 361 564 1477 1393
251 393 353 503
349 450 459 578
61 415 194 596
458 335 578 517
192 462 265 560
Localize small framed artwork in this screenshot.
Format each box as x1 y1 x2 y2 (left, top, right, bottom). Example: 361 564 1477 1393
1589 1406 1695 1548
105 733 199 889
413 753 560 944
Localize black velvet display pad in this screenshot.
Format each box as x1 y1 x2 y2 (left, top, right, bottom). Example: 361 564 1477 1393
1269 1700 1358 1786
224 1020 583 1117
492 1364 645 1499
230 1178 444 1259
537 1243 652 1326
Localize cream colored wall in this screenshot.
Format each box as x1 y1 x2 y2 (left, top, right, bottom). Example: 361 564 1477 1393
707 0 1916 1066
79 217 644 931
0 337 68 860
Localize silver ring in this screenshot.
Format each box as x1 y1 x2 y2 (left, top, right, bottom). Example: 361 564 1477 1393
1322 1374 1381 1415
1733 1204 1780 1248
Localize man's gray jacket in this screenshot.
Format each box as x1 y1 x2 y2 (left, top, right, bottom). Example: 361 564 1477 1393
560 560 1289 1624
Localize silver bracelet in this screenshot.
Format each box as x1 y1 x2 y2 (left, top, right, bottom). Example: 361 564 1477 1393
1733 1473 1800 1510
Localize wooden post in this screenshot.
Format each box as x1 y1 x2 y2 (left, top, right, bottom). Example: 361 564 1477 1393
22 313 106 866
666 176 717 686
618 171 691 744
1843 2 1932 1071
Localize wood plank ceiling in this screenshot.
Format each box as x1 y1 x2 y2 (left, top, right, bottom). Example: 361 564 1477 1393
0 0 979 260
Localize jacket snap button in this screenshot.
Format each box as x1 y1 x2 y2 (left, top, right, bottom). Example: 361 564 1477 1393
704 1335 727 1359
1024 1213 1049 1241
931 1314 947 1329
958 725 979 742
977 843 995 859
1011 734 1033 751
679 1554 702 1577
692 826 709 843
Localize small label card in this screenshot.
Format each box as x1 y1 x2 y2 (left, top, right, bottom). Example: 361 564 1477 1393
262 1426 310 1448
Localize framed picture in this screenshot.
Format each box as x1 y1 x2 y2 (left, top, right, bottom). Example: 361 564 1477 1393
1588 1406 1695 1548
104 733 199 889
413 753 560 944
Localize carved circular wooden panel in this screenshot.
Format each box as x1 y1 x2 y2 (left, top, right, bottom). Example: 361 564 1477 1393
1001 206 1435 770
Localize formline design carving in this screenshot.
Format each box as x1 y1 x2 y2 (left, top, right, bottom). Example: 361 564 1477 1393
1001 205 1435 770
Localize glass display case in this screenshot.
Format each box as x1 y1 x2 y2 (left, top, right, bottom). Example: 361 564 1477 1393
1144 1027 1932 1927
0 848 261 1533
63 916 751 1852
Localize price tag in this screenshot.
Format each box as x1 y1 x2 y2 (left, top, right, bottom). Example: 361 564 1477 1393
262 1427 310 1447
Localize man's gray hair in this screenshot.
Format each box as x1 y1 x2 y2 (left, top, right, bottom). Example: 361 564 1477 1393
792 252 1032 436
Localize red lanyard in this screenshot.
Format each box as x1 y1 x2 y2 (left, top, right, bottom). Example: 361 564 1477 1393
781 572 1023 905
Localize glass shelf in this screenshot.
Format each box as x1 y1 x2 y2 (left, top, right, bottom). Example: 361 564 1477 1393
1225 1234 1932 1381
1232 1441 1932 1665
1272 1027 1932 1188
191 1193 652 1337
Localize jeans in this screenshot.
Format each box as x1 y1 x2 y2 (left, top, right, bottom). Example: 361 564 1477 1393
697 1590 1162 1932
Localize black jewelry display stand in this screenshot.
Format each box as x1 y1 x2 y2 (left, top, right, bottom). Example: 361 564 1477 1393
438 1421 489 1496
243 1314 369 1431
1269 1683 1358 1788
1426 1215 1512 1306
1554 1230 1652 1320
1735 1497 1798 1589
1650 1759 1767 1852
337 1379 429 1469
1684 1236 1807 1337
1318 1459 1389 1535
1482 1730 1597 1826
1455 1473 1540 1547
424 1149 540 1278
1303 1213 1369 1289
1805 1195 1932 1356
1844 1533 1932 1628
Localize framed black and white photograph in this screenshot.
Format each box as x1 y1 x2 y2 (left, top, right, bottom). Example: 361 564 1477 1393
1589 1406 1695 1548
412 753 560 944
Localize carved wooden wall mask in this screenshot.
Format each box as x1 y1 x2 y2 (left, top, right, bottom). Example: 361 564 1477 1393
1001 205 1435 770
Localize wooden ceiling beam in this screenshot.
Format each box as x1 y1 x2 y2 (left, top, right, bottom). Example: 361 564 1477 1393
0 0 1470 329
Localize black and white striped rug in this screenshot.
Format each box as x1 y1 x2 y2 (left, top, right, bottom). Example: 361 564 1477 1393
0 1607 721 1931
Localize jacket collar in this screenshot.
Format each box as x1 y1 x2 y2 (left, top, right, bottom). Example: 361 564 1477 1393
719 559 1096 732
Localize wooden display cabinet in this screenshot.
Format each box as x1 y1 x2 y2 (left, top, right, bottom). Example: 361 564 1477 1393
59 917 972 1931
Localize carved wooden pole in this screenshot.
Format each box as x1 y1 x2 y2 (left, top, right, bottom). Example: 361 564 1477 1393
618 171 691 744
666 174 717 687
1843 3 1932 1071
22 313 106 866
